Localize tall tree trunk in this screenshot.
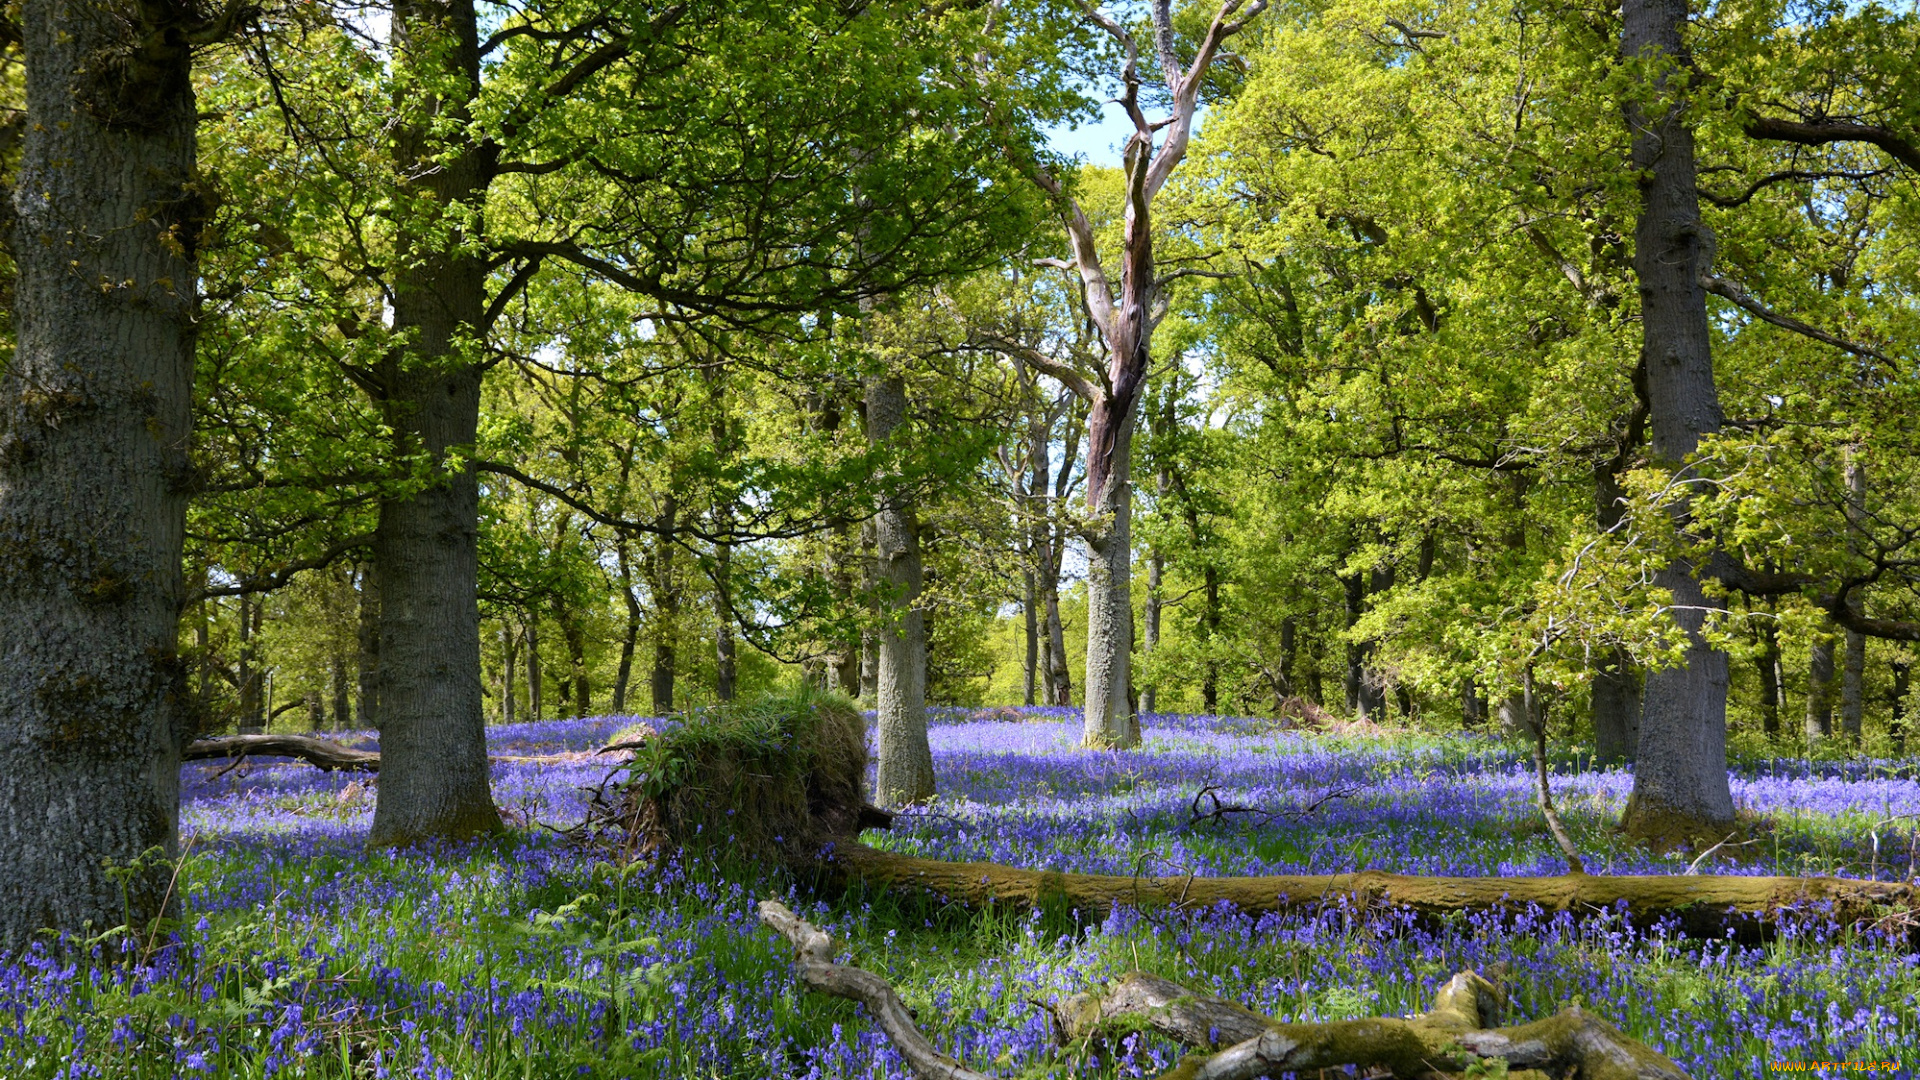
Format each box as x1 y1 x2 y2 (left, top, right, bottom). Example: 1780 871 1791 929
1592 650 1641 764
331 653 351 732
1083 399 1139 746
501 624 517 726
527 619 543 723
1893 656 1911 757
714 536 738 703
1462 677 1488 729
1279 616 1298 702
0 0 200 947
1200 564 1223 715
1342 572 1367 715
561 611 590 718
1806 631 1835 748
647 494 677 715
1618 0 1736 842
196 601 214 725
237 594 263 734
1841 628 1866 746
1022 572 1039 707
366 0 501 846
1143 552 1163 714
1756 598 1783 739
357 563 380 729
1840 452 1866 745
1142 396 1171 715
1044 403 1078 708
612 539 640 714
867 374 934 804
1592 465 1642 762
1361 563 1391 720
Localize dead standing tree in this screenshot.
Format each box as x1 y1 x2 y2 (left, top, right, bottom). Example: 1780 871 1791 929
999 0 1267 749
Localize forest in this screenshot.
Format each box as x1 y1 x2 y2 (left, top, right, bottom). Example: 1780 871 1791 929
0 0 1917 1076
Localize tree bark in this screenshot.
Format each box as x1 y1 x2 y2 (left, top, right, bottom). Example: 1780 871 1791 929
237 593 264 735
0 0 203 948
1842 626 1866 745
1893 656 1912 757
714 536 738 703
612 539 640 714
1461 676 1487 729
1756 599 1783 738
1593 648 1641 764
1592 466 1641 762
501 623 517 726
1083 404 1139 746
1807 631 1835 747
1143 553 1163 715
356 563 380 729
527 618 543 723
649 494 678 716
361 0 502 846
1022 572 1040 707
867 374 934 805
561 606 591 718
1841 452 1867 744
1618 0 1736 843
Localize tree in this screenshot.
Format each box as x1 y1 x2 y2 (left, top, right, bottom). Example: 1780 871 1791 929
1613 0 1739 841
0 0 240 947
213 0 1050 843
1008 0 1268 747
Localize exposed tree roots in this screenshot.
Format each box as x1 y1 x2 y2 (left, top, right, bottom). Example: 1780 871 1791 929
827 843 1914 940
758 899 1690 1080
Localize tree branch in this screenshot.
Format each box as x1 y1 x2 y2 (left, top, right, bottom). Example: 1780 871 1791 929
182 535 373 607
1743 115 1920 172
1700 273 1891 364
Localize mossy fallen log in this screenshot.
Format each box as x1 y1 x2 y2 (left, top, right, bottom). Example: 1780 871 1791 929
759 899 1690 1080
828 843 1914 937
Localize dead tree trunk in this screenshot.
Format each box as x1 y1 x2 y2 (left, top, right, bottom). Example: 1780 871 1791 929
760 901 1691 1080
1005 0 1263 747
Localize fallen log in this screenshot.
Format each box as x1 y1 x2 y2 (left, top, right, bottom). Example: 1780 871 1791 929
182 734 629 773
829 843 1914 938
758 899 1690 1080
185 734 381 772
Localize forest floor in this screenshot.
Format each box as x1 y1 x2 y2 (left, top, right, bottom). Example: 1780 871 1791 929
3 709 1915 1078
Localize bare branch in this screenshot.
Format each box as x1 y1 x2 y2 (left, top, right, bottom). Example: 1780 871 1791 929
758 901 995 1080
1700 273 1892 364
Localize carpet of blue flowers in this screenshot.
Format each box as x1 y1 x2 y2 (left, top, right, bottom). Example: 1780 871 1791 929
3 708 1916 1078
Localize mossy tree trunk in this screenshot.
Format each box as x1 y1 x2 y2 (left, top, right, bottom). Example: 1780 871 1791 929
829 843 1911 937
